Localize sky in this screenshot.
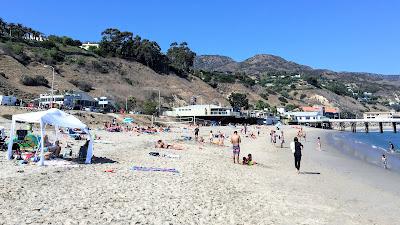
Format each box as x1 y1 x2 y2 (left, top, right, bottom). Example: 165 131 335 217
1 0 400 74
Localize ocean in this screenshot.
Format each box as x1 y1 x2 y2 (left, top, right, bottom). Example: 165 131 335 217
328 130 400 173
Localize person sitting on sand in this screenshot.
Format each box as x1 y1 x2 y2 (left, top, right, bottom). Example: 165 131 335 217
48 140 62 157
247 154 257 165
242 157 248 165
155 140 185 150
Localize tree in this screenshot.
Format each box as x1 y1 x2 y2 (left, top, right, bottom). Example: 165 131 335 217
0 18 6 35
127 96 136 111
285 104 297 111
167 42 196 73
228 93 249 110
305 76 320 87
142 100 158 115
98 28 168 73
255 100 270 110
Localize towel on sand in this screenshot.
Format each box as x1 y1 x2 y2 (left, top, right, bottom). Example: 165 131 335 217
131 166 179 173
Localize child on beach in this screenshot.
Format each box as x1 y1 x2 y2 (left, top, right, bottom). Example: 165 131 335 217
242 157 248 165
381 154 387 169
247 154 256 165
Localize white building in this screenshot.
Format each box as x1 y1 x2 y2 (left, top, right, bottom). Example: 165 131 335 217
96 97 110 108
277 107 286 115
39 92 98 109
285 111 327 123
164 104 238 117
80 42 99 50
363 111 400 120
0 95 17 106
39 94 65 107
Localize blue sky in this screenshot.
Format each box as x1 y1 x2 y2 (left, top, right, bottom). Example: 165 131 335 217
1 0 399 74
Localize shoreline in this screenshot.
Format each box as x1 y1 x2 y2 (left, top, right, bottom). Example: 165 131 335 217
303 128 400 195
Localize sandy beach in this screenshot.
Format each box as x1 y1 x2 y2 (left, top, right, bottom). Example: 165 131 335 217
1 123 400 225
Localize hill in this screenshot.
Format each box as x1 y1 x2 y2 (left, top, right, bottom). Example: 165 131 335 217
0 18 399 117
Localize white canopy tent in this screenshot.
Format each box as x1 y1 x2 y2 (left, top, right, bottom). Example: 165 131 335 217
7 108 94 165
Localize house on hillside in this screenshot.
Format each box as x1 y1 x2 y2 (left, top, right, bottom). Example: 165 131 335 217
80 42 99 50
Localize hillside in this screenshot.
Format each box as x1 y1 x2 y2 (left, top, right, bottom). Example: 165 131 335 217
194 54 400 114
0 17 398 117
0 46 231 108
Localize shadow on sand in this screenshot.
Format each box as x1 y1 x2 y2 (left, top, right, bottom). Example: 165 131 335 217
67 156 118 164
300 171 321 175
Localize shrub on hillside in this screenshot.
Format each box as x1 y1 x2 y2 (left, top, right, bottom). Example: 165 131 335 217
300 94 307 99
92 61 109 73
278 96 288 103
20 75 49 87
69 79 93 92
0 72 8 79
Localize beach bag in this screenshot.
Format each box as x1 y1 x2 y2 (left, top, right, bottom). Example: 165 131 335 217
290 141 295 153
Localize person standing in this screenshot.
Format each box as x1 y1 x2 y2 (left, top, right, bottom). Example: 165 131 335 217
381 154 388 169
317 137 321 151
231 131 241 164
280 131 285 148
293 137 303 174
194 126 199 140
389 142 395 153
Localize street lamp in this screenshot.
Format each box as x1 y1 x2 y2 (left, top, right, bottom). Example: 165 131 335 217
44 65 55 108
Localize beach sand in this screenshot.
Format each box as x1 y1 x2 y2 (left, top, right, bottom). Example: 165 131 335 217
1 124 400 225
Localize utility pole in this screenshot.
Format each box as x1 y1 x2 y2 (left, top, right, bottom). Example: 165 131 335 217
158 89 161 116
44 65 55 108
125 97 128 112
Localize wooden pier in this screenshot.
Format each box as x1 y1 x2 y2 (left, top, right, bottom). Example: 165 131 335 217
328 118 400 133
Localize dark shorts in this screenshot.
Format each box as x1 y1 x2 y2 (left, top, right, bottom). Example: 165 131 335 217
233 145 240 154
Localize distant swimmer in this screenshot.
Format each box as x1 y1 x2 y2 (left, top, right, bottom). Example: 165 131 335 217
381 154 388 169
231 131 241 164
389 142 395 153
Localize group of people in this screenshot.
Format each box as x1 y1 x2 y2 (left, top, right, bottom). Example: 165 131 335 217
269 130 285 148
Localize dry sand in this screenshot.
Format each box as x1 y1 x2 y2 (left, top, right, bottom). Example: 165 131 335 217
0 124 400 225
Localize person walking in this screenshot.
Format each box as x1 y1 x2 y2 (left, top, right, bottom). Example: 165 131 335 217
231 131 241 164
292 137 303 174
280 131 285 148
194 126 199 141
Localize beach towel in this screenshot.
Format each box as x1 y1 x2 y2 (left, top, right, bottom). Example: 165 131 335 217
131 166 179 173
